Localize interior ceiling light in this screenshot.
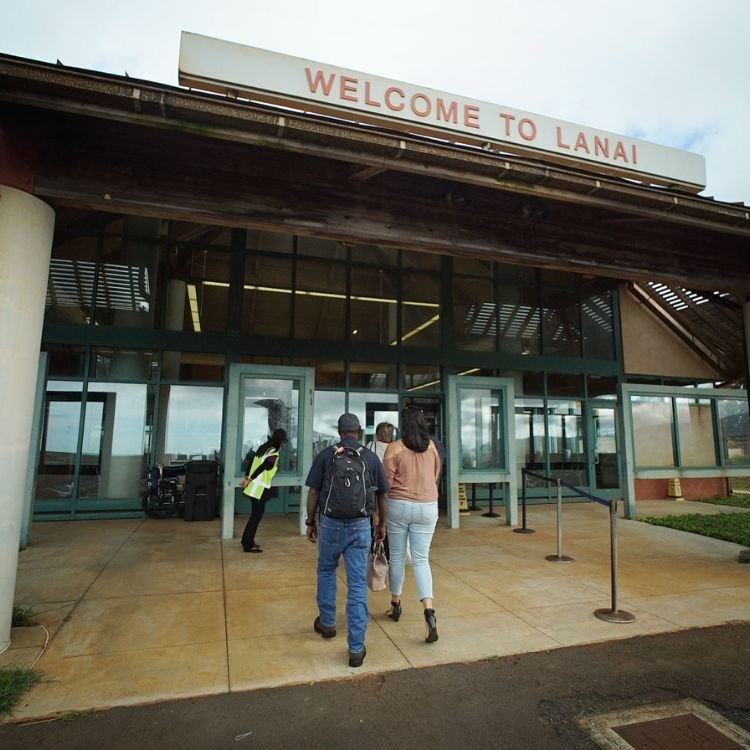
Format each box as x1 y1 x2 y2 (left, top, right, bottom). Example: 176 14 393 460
187 283 201 333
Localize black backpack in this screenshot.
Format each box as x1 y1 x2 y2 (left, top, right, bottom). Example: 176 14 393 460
320 444 376 519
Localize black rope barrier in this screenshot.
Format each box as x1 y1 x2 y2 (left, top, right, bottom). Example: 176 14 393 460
516 467 635 624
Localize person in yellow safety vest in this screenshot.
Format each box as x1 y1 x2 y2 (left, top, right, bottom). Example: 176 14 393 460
239 428 287 553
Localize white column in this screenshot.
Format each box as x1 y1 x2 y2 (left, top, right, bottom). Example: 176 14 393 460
0 186 55 654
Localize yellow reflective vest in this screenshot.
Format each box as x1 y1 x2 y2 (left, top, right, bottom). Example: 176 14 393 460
242 447 280 499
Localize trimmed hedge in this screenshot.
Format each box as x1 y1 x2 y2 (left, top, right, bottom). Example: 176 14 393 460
640 512 750 547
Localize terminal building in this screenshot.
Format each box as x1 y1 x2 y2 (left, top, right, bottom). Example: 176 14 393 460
1 33 749 647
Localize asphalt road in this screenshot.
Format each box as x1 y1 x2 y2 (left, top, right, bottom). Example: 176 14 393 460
2 622 749 749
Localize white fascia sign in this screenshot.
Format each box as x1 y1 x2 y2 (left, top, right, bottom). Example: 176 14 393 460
178 32 706 192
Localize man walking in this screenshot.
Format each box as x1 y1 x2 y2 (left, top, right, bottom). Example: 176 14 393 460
305 413 388 668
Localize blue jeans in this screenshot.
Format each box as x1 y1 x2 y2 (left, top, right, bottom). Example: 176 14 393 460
386 499 439 601
317 516 371 653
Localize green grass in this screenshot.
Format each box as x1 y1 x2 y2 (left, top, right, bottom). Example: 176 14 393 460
640 511 750 547
0 666 42 719
694 495 750 509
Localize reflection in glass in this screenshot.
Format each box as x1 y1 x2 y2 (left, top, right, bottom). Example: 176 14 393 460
547 400 585 485
454 276 495 352
515 399 546 486
632 396 674 467
459 387 504 469
240 378 298 474
676 397 716 467
593 407 619 489
718 398 750 466
313 391 346 456
348 392 399 446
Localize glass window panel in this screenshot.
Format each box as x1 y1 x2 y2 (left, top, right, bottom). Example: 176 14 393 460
246 230 294 254
153 246 230 334
313 390 346 455
83 383 149 499
515 398 546 476
581 285 615 359
350 243 398 266
498 284 541 355
632 395 675 467
296 236 345 259
676 397 716 467
94 225 160 328
497 263 536 284
718 398 750 466
157 385 224 466
350 266 399 345
349 362 397 390
454 258 493 275
45 234 98 326
587 375 618 398
36 382 83 500
294 259 346 341
546 400 585 485
400 271 440 347
454 276 496 351
348 392 399 446
542 287 581 357
239 378 298 474
459 387 504 469
161 352 225 382
403 364 441 394
401 249 440 270
90 348 158 381
521 371 545 397
547 373 585 398
242 254 293 337
172 221 232 246
45 345 86 377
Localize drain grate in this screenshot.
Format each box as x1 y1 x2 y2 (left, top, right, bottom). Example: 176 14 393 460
613 713 742 749
578 699 750 749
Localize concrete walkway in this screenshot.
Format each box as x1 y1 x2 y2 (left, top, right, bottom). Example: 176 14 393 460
3 500 749 722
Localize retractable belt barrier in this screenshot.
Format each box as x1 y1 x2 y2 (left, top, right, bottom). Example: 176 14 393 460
518 468 635 624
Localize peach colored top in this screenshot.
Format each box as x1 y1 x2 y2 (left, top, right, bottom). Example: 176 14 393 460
383 439 441 502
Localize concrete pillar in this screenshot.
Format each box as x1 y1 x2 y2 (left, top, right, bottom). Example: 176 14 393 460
0 186 55 654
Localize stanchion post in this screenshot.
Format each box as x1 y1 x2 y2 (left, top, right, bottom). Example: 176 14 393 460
595 499 635 623
514 468 535 534
482 482 500 518
469 483 481 511
546 478 574 562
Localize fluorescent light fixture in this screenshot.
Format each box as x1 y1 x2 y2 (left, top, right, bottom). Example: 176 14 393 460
187 283 201 333
390 314 440 346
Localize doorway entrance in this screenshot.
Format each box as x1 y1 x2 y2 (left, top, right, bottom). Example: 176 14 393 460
221 364 315 539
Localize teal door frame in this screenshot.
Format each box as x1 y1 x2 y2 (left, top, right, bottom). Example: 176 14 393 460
585 399 621 498
222 364 315 540
445 375 517 529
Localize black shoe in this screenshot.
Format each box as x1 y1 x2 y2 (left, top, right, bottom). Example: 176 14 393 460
386 600 402 622
313 616 336 639
424 609 438 643
348 646 366 668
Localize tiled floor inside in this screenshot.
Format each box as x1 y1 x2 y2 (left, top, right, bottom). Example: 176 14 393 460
4 500 749 721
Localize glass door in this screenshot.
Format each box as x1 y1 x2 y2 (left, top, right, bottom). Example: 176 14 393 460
222 364 314 539
446 375 517 528
588 402 620 492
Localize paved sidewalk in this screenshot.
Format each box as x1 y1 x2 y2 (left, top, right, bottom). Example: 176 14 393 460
2 500 749 724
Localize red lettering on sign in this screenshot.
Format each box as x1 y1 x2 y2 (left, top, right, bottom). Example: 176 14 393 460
364 81 381 107
464 105 480 129
613 141 628 162
499 113 516 136
436 98 458 123
574 132 590 153
556 127 570 149
340 76 358 102
594 136 609 158
410 93 431 117
305 67 335 96
519 118 537 141
385 87 405 111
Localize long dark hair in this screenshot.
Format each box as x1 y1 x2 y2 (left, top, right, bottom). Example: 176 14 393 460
400 407 430 453
256 428 287 456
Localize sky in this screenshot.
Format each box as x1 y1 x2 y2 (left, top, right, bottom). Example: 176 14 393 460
2 0 749 204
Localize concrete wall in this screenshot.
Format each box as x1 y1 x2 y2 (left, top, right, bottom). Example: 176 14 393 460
619 286 721 380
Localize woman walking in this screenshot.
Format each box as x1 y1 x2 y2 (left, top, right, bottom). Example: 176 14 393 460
239 428 287 553
383 407 441 642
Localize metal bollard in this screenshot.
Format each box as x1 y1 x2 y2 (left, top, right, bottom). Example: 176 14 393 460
514 469 535 534
594 500 635 623
545 479 574 562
